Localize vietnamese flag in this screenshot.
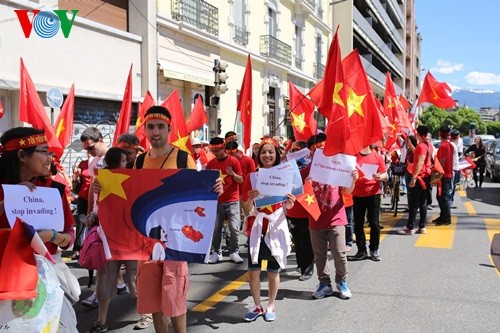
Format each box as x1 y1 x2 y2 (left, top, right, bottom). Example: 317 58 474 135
399 94 411 111
19 58 63 157
321 27 350 156
341 50 384 155
96 169 219 262
163 89 194 155
135 90 155 150
237 54 253 150
296 180 321 221
54 84 75 149
0 98 4 119
288 81 317 141
417 71 456 109
186 95 208 133
0 218 38 300
112 65 133 146
385 72 412 132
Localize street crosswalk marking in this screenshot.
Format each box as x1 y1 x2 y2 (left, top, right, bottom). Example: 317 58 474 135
415 215 458 249
484 218 500 279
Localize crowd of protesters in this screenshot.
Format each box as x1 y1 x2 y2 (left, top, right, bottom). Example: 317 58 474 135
1 108 486 332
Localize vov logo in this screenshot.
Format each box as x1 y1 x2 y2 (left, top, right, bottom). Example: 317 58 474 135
15 10 79 38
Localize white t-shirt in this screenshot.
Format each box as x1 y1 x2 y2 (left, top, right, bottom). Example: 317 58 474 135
451 142 459 171
456 137 464 155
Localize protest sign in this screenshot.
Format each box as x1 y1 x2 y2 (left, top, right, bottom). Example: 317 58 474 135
1 185 64 231
256 167 294 196
286 147 311 166
309 149 356 187
359 163 379 179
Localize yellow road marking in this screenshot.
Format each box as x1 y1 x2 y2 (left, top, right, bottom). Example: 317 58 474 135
191 272 248 312
380 213 405 242
415 215 458 249
484 218 500 279
457 189 466 197
464 202 477 216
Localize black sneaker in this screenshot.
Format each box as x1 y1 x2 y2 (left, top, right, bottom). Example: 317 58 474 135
351 252 368 261
435 219 451 226
116 286 128 295
370 249 381 261
433 217 444 224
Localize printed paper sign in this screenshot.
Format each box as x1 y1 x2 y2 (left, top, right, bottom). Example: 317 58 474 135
2 185 64 231
256 168 294 196
360 163 379 179
309 149 356 187
286 147 311 166
250 160 304 208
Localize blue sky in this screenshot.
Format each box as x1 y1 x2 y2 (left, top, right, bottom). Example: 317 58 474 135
416 0 500 92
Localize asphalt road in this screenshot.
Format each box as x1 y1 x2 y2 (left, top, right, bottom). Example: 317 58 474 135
71 179 500 333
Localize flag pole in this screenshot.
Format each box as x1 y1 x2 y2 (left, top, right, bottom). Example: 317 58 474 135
272 90 317 135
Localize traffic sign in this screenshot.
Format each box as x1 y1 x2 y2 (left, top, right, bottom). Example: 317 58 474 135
46 87 63 108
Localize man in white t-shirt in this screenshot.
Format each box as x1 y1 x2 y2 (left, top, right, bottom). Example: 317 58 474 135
450 130 461 206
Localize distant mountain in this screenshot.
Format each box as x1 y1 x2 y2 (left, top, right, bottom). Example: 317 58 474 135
451 88 500 110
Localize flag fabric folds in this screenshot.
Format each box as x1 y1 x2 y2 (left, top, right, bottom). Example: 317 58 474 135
54 84 75 149
19 58 63 157
296 180 321 221
0 98 4 119
237 54 252 150
321 28 350 156
162 89 194 155
112 65 133 146
341 50 383 155
96 169 219 263
135 90 155 150
288 82 317 141
0 218 38 300
186 96 209 133
417 71 456 109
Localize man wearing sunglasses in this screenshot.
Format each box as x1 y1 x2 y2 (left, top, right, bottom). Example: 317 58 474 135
80 127 109 178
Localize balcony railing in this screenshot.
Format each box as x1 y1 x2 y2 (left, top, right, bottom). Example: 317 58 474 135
234 25 249 45
171 0 219 37
260 35 292 66
313 63 325 79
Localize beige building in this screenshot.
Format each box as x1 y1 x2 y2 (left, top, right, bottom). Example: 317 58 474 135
1 0 421 161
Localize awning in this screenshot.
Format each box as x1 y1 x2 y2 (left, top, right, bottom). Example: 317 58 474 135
158 60 214 87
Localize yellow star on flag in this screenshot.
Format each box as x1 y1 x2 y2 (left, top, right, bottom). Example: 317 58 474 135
95 169 130 201
219 170 228 184
291 112 307 133
18 139 26 146
135 116 142 128
387 97 395 109
346 88 366 118
260 205 273 211
332 82 345 107
431 87 439 100
305 194 315 206
172 130 190 153
55 119 65 138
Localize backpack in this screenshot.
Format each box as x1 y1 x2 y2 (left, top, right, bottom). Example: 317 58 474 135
428 142 444 185
78 226 106 271
135 149 188 169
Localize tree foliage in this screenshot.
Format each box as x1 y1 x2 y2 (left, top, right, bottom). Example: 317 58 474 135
486 121 500 137
419 106 486 137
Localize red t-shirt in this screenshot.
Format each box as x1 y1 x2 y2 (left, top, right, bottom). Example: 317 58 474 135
437 140 454 178
414 142 432 178
76 160 92 200
206 155 242 203
352 151 386 197
0 178 75 254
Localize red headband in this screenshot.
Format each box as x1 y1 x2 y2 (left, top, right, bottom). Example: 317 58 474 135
117 142 139 150
143 113 171 125
260 138 279 147
1 133 48 152
225 148 238 154
225 135 238 142
210 143 225 150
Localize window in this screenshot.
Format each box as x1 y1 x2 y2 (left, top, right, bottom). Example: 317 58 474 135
315 36 322 65
232 0 248 45
295 25 303 69
268 4 277 37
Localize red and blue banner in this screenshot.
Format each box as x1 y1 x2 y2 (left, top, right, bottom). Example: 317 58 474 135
96 169 219 263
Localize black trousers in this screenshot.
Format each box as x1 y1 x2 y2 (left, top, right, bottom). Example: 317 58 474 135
288 217 314 275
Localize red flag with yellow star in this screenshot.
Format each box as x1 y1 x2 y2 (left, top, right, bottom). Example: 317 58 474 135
288 81 317 141
296 180 321 221
383 72 400 150
163 89 194 156
112 65 133 146
341 50 384 155
19 58 63 157
135 90 155 150
54 84 75 149
186 95 208 133
417 71 456 109
322 27 350 156
237 54 252 150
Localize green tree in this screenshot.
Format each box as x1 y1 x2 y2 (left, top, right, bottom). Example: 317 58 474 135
486 121 500 138
420 106 486 137
419 106 448 136
453 107 486 135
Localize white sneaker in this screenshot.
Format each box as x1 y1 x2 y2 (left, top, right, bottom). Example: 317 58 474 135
229 252 244 263
208 252 222 264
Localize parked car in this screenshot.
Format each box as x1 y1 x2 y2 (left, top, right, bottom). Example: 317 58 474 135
462 136 472 151
486 139 500 182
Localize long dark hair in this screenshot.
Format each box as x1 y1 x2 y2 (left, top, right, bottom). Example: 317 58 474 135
0 127 44 184
257 143 281 168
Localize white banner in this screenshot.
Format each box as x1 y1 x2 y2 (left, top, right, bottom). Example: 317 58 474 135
309 149 356 187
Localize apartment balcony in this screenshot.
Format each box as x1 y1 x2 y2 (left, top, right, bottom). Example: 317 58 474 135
234 25 249 45
171 0 219 37
313 62 325 79
260 35 292 66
